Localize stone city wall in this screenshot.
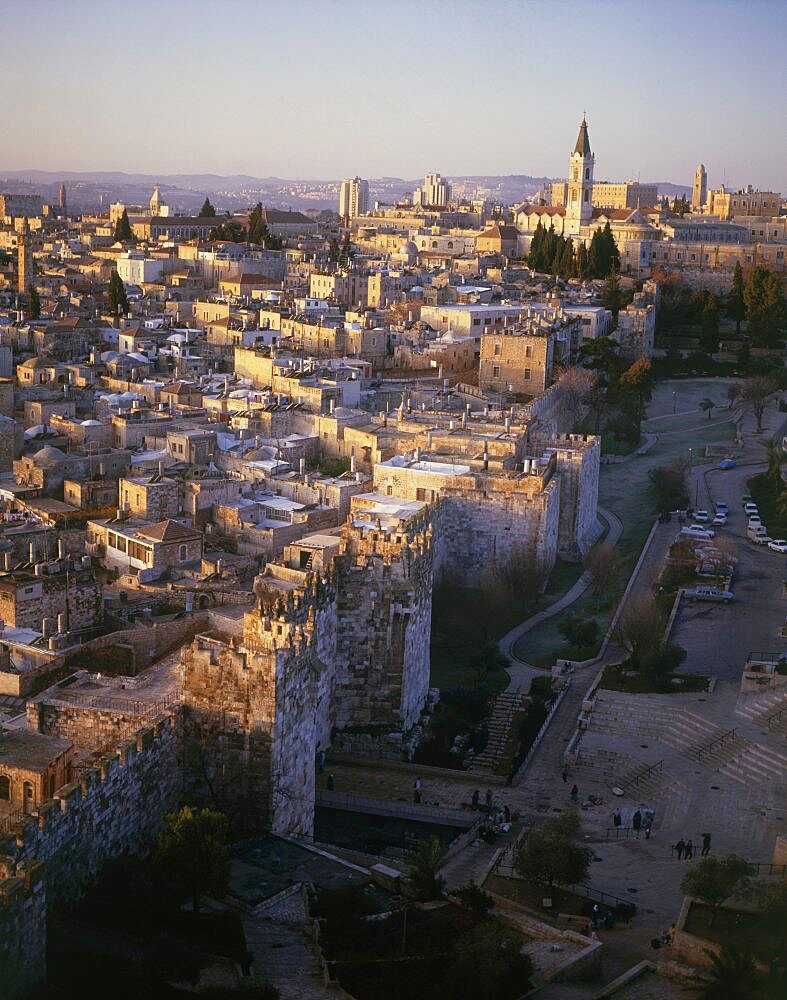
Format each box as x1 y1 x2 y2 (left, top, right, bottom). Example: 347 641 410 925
0 859 47 1000
2 714 180 905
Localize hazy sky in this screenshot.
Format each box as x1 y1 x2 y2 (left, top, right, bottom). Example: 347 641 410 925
4 0 786 190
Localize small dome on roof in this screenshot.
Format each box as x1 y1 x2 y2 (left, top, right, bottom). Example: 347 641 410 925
33 445 67 465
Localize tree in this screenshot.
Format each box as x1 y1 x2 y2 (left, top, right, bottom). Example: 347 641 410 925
113 207 133 242
618 356 653 434
584 543 624 596
617 596 665 671
107 270 129 316
579 336 625 385
694 947 762 1000
438 922 535 1000
327 236 341 263
27 283 41 320
583 377 608 434
554 365 595 431
340 231 356 264
698 291 721 354
761 437 785 490
209 219 246 242
406 836 446 901
744 267 784 346
727 261 746 335
602 267 623 319
738 376 776 433
200 196 217 217
516 812 592 889
699 398 715 421
681 854 755 926
648 459 689 514
154 806 229 915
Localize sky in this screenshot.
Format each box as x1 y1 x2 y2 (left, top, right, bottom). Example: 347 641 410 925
3 0 786 190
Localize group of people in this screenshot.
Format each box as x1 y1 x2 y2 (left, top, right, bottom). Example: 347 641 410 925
674 833 711 860
588 903 617 931
612 807 654 838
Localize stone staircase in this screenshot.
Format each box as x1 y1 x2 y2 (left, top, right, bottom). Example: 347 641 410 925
571 746 686 801
736 689 787 737
468 689 528 775
586 691 787 787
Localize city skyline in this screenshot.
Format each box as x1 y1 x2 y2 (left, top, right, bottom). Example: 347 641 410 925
3 0 786 191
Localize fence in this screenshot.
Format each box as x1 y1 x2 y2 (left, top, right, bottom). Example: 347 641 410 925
620 759 663 793
509 682 570 783
691 728 738 761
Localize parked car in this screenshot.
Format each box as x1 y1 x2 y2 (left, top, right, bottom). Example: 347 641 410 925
714 502 729 514
748 523 768 539
694 509 710 522
748 515 763 528
769 539 787 553
685 586 734 603
744 503 759 516
681 525 715 540
718 459 737 470
753 534 773 546
712 514 727 526
741 494 753 506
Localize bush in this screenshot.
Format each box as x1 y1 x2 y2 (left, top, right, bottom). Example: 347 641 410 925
453 881 494 919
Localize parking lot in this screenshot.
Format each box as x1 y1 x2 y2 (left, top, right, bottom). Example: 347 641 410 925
671 462 787 681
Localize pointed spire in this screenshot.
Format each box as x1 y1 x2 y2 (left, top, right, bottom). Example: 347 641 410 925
573 116 591 157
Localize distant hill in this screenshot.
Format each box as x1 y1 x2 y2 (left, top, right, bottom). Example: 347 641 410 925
0 170 691 213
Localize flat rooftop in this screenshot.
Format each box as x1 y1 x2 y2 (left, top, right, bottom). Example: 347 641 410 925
0 729 71 770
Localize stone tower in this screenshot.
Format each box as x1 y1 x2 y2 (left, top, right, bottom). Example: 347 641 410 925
692 163 707 212
565 116 594 235
149 185 161 216
17 218 32 294
59 183 67 218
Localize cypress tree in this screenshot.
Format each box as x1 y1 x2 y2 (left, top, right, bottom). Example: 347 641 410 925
113 208 133 242
727 260 746 336
577 243 589 281
28 284 41 320
200 197 216 217
108 270 129 316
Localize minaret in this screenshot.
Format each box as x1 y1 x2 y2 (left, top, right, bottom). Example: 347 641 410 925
59 183 67 218
565 116 594 235
17 218 32 294
691 164 707 212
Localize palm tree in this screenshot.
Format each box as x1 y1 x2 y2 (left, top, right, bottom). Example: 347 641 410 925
699 398 715 421
406 836 447 901
761 437 785 491
694 947 761 1000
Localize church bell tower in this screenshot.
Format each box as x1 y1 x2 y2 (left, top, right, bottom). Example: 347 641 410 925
565 116 594 235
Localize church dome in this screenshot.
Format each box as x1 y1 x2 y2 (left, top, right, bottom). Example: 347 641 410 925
33 445 67 465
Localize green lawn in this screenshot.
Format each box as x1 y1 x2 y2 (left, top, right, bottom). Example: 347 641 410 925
599 663 709 694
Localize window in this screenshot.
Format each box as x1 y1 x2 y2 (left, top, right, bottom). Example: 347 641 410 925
416 488 426 501
584 190 589 203
178 544 187 562
494 342 501 356
524 368 532 380
473 318 481 326
585 168 590 180
0 775 9 800
492 365 501 378
386 485 393 496
525 345 533 358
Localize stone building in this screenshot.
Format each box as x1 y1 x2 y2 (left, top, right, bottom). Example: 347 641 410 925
0 729 73 816
13 446 131 497
118 473 180 521
86 517 203 579
0 562 102 635
479 326 556 396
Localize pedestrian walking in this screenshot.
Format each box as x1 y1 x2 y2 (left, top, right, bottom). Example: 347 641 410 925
471 789 480 810
613 807 622 829
562 768 569 783
413 777 422 804
643 816 652 840
684 839 693 861
591 903 600 929
675 838 685 860
485 788 493 809
701 832 711 856
632 809 642 833
570 784 578 803
327 773 335 792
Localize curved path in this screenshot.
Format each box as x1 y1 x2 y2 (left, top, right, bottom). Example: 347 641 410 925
499 505 624 692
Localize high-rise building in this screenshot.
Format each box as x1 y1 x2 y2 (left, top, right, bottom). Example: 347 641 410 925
17 218 32 294
692 164 707 211
413 171 451 209
565 117 594 235
339 176 370 220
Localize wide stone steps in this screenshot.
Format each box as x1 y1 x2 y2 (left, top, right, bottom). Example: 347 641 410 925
736 690 787 736
571 747 687 800
587 694 787 785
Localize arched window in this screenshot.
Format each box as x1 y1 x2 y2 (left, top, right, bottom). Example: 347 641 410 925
0 775 9 800
179 544 187 562
584 190 589 203
23 781 34 812
585 168 590 180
